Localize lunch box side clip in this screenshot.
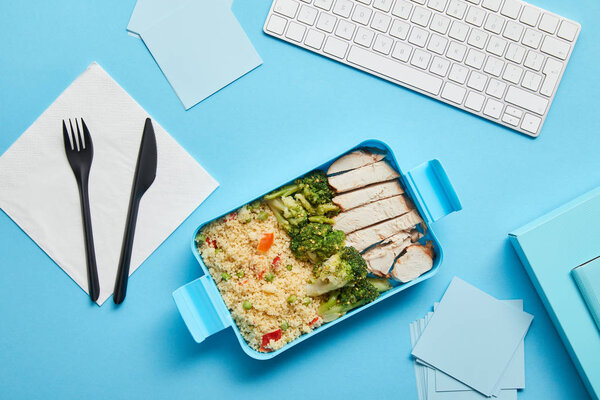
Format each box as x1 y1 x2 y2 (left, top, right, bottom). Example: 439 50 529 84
173 140 462 360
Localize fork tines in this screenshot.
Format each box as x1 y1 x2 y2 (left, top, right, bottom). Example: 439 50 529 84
62 118 92 153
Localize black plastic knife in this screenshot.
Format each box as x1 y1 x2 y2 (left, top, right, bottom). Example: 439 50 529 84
113 118 158 305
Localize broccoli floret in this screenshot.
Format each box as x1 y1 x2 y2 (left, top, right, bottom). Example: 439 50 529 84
290 223 345 264
266 196 308 236
306 247 367 296
367 277 393 293
264 183 301 200
317 278 380 322
297 170 334 206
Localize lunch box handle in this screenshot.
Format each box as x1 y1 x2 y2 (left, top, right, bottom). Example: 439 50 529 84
405 159 462 224
173 275 232 343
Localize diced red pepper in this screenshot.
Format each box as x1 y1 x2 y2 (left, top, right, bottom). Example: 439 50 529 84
259 329 282 352
238 279 249 286
205 238 217 248
257 269 266 280
227 212 237 221
257 233 274 252
272 255 281 268
309 317 320 327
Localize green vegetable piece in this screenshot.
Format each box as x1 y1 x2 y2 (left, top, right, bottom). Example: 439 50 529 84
242 301 253 310
264 184 301 200
287 295 297 304
236 270 245 279
308 215 335 224
194 232 206 245
290 223 345 263
318 278 380 322
221 272 231 281
297 171 334 206
286 264 293 271
367 277 393 293
265 272 275 282
257 211 269 221
302 297 312 305
306 247 368 296
280 320 289 331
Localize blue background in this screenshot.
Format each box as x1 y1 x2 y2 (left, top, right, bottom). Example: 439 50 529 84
0 0 598 399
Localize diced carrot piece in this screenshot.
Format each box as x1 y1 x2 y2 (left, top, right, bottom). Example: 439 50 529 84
257 233 274 252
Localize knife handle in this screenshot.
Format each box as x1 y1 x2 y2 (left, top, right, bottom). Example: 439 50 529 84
113 194 141 305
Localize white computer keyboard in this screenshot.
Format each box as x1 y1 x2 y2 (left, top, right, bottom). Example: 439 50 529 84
263 0 580 137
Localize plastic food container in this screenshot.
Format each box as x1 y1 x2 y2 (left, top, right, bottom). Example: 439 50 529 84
173 139 462 360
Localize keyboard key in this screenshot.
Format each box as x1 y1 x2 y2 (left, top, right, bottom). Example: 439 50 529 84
304 29 325 48
447 0 468 19
355 27 375 46
449 21 470 41
409 27 429 47
522 28 542 49
373 0 394 12
483 98 503 118
449 63 469 83
431 14 451 34
519 6 540 27
392 41 413 61
540 36 570 60
352 5 373 24
298 5 318 25
524 50 544 70
430 56 450 76
286 21 307 41
465 6 486 27
467 70 487 90
481 0 501 12
505 106 523 118
428 34 449 54
465 48 485 69
336 19 356 40
392 0 413 19
428 0 448 12
390 19 410 39
521 113 541 134
503 64 523 84
332 0 354 18
539 58 562 96
266 14 288 35
486 78 506 99
441 82 466 103
447 41 467 61
557 21 578 42
274 0 299 18
465 91 485 111
505 43 526 63
346 46 443 94
502 112 520 126
521 71 542 91
411 48 432 69
323 36 349 57
373 34 394 54
487 36 507 56
468 28 488 49
484 13 505 34
503 21 523 41
411 6 432 27
500 0 521 19
372 12 392 32
483 56 504 77
505 86 548 115
314 0 334 10
539 14 559 34
316 12 337 32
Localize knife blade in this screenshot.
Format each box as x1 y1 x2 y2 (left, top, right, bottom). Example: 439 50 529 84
113 118 158 304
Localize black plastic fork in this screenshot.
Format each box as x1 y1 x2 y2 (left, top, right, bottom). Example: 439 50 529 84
62 118 100 302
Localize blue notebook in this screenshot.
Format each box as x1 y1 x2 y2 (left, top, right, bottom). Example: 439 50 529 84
572 257 600 332
509 186 600 400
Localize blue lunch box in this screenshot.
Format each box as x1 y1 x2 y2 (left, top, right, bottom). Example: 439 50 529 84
173 139 462 360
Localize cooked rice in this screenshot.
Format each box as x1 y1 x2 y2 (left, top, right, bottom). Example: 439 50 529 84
198 203 323 352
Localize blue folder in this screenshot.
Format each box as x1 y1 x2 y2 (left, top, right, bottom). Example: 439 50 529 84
509 187 600 400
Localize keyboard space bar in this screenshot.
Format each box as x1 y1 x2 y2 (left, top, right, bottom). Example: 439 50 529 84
347 46 443 96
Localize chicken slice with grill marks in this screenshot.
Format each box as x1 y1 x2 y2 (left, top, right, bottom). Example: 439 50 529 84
332 180 404 212
333 195 414 234
328 161 399 194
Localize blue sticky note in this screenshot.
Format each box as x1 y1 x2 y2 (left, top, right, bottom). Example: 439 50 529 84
411 277 533 397
138 0 261 109
435 300 526 392
127 0 234 37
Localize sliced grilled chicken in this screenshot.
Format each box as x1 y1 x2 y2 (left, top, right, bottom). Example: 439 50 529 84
328 161 399 193
333 195 413 234
332 180 404 211
345 210 423 252
389 244 434 283
363 232 412 277
327 149 385 175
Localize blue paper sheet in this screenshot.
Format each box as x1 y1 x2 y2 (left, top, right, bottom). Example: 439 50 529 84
138 0 262 109
411 278 533 397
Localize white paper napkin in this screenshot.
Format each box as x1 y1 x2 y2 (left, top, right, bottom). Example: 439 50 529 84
0 62 218 305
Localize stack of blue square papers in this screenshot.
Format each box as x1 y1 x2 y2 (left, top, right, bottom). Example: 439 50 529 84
410 278 534 399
